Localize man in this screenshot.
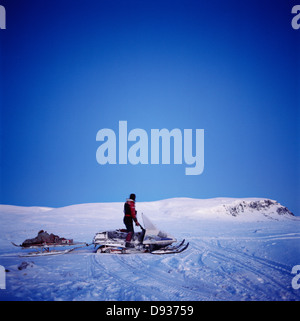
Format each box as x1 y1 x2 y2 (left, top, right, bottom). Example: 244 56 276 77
123 193 140 247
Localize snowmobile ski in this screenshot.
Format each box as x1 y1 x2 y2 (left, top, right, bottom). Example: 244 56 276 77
151 242 189 255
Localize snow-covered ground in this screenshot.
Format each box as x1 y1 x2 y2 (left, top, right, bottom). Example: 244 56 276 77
0 198 299 301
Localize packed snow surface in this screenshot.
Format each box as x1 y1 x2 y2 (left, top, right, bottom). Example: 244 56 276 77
0 197 299 301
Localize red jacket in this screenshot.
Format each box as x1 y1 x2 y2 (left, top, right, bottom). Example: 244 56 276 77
124 199 137 222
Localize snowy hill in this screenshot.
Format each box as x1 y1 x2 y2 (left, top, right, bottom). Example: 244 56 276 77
136 197 295 221
0 197 299 301
0 197 294 228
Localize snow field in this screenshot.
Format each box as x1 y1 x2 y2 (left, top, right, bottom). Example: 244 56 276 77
0 198 299 301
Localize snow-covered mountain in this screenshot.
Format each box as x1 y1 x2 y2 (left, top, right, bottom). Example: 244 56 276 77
136 197 295 221
217 198 294 219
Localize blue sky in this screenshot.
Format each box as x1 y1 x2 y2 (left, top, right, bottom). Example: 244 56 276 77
1 0 299 214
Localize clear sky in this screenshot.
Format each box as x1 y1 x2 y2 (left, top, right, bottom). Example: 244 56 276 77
1 0 299 214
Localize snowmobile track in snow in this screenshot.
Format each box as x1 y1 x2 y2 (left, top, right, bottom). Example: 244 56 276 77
88 236 300 301
89 253 180 300
113 253 206 300
89 252 204 300
192 239 300 300
214 239 292 276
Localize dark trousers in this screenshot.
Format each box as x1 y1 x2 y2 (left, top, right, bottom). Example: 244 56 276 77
123 216 134 242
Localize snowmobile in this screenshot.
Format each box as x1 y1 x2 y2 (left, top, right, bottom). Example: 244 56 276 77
93 213 189 254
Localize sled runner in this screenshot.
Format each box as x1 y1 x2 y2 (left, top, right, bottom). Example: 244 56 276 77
93 214 189 255
11 241 88 257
